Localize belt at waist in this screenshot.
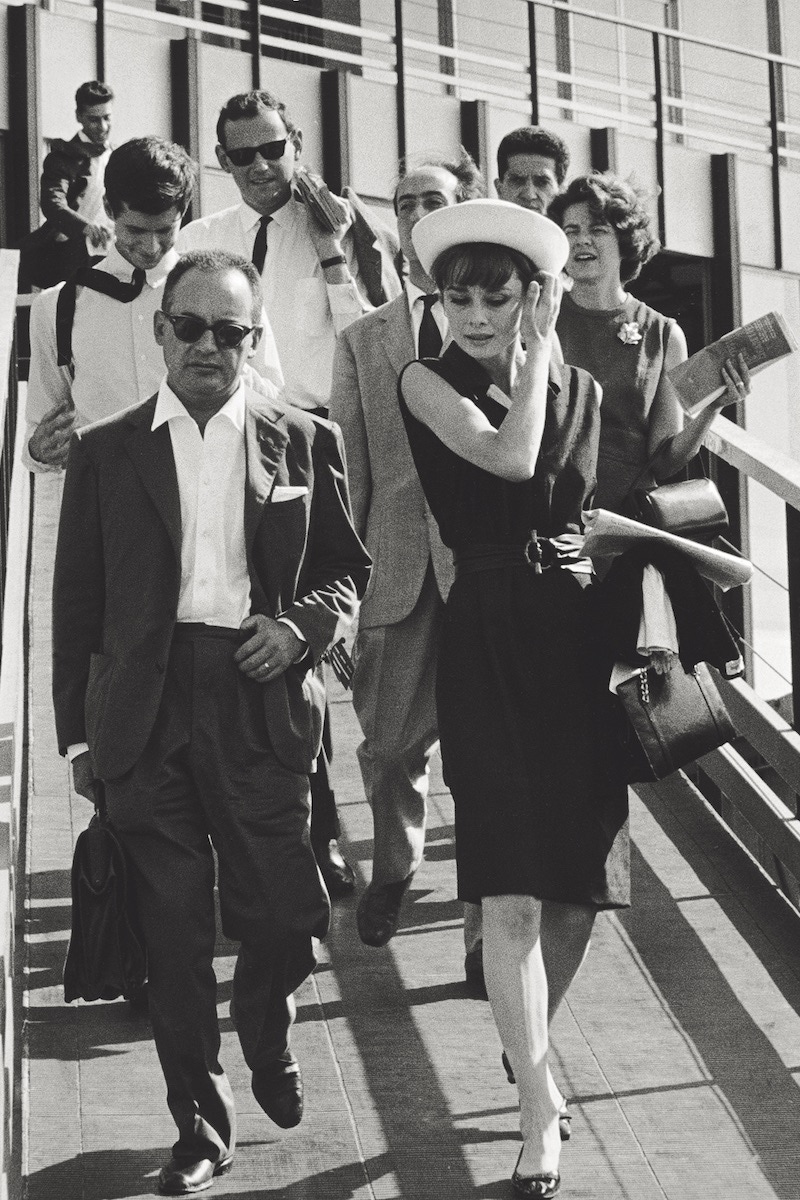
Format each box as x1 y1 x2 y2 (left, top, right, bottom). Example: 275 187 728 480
454 534 559 577
172 623 242 642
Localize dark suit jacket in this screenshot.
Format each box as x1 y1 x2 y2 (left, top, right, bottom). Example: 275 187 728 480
40 134 105 237
343 189 402 309
52 388 371 780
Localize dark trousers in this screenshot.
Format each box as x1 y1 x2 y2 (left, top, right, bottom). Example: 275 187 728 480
105 629 330 1163
309 703 339 844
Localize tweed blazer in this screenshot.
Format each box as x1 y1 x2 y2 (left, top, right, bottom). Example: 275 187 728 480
330 293 454 629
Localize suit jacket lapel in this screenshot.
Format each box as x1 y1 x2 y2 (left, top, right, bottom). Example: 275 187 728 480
383 295 416 378
124 398 182 563
244 393 289 551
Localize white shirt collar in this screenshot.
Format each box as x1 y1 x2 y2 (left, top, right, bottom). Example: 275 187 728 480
77 130 110 151
405 280 438 309
95 244 180 287
239 196 294 235
152 377 247 432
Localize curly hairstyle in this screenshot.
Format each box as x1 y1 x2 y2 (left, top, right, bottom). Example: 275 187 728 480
75 80 114 110
548 172 659 283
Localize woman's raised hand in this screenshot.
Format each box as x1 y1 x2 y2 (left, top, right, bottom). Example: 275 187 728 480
521 271 563 350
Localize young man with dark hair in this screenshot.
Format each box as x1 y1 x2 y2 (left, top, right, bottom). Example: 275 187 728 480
495 126 570 214
25 80 117 286
24 136 282 471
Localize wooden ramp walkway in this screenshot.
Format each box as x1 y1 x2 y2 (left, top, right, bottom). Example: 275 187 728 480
22 474 800 1200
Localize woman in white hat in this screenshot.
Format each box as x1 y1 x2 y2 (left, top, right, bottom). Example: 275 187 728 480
398 200 629 1198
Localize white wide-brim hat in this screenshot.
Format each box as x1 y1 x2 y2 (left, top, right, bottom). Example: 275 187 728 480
412 198 569 278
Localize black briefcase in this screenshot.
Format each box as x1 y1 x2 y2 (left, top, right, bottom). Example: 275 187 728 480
63 791 147 1003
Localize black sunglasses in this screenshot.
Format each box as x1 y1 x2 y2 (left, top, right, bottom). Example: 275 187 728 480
224 139 287 167
160 312 258 350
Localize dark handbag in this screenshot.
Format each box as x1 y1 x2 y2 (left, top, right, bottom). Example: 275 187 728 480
633 477 729 543
616 660 736 781
63 790 147 1003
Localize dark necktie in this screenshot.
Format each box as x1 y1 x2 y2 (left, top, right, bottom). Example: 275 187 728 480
252 215 271 274
418 294 443 359
74 264 147 302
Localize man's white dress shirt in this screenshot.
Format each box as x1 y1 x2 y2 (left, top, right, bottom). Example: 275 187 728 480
24 244 283 471
153 378 251 628
178 197 370 410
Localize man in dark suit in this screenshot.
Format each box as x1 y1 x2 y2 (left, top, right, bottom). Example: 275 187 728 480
52 249 370 1195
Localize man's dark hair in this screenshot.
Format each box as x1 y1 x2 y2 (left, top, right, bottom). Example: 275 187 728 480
75 80 114 111
104 137 197 218
548 172 659 283
216 90 299 150
393 148 485 212
163 249 263 325
496 127 569 186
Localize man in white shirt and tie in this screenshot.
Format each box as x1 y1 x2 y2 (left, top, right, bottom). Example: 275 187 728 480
52 248 371 1195
178 89 402 896
25 136 282 472
329 152 485 956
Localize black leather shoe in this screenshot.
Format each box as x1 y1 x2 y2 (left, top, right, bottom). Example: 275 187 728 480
252 1057 304 1128
157 1155 233 1195
512 1152 560 1199
313 838 356 899
356 874 413 947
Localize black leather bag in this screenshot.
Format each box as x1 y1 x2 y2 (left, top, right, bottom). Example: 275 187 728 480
616 660 736 781
633 477 728 543
63 800 147 1003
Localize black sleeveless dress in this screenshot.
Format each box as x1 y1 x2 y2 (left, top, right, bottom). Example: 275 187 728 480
398 342 629 909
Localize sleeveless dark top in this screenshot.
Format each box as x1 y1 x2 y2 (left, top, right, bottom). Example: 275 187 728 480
557 290 677 511
398 341 600 549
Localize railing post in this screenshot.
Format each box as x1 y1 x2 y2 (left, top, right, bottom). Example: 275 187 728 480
528 1 539 126
768 58 783 271
787 505 800 727
249 0 261 89
652 30 666 245
96 0 106 84
394 0 406 166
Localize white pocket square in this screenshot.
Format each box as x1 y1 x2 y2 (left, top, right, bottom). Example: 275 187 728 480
271 485 309 502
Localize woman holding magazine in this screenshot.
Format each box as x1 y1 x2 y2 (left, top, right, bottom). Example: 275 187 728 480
549 172 749 512
398 200 629 1199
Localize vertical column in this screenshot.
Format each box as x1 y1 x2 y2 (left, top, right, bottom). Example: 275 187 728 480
527 3 539 126
321 70 348 195
7 5 41 246
96 0 106 85
590 128 618 173
460 100 489 185
170 38 203 221
768 59 783 271
394 0 406 165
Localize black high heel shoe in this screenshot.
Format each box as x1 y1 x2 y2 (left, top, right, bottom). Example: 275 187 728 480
501 1053 572 1141
511 1150 561 1199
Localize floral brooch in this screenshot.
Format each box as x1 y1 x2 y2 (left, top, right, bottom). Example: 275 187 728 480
618 321 642 345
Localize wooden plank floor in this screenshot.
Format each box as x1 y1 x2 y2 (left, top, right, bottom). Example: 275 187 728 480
22 473 800 1200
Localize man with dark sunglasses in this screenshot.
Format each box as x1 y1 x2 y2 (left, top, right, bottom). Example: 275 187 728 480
178 89 402 898
24 136 282 474
52 248 371 1196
